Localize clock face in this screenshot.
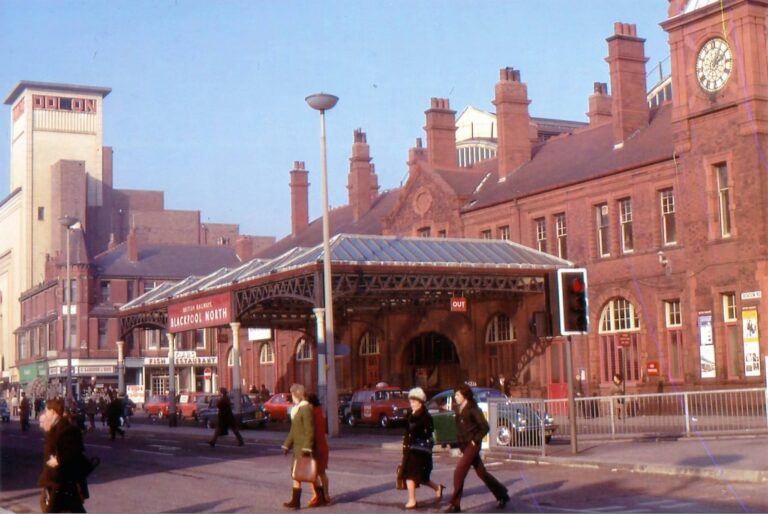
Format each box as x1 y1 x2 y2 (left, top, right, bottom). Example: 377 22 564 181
696 38 732 92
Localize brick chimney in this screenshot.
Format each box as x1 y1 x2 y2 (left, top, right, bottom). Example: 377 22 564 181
587 82 612 126
126 228 138 262
369 163 380 202
289 161 309 237
407 137 428 179
235 236 253 262
424 98 457 169
606 22 649 146
347 129 374 222
493 67 532 178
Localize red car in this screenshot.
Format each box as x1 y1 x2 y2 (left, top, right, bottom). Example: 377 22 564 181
178 392 212 420
144 395 170 418
263 393 293 422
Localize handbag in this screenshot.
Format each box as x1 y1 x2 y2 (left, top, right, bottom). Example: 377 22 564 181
291 453 317 483
395 464 406 490
409 435 434 453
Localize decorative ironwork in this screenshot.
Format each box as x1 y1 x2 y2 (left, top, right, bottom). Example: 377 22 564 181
119 310 167 339
235 275 317 319
333 272 544 298
513 336 555 384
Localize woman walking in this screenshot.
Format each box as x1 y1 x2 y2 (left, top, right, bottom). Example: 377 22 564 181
444 384 509 513
401 387 443 509
208 387 244 447
306 394 331 507
281 384 314 510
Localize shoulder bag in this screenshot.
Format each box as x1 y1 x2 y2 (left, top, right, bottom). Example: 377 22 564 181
291 453 317 483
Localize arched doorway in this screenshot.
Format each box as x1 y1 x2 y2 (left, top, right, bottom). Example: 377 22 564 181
404 332 460 393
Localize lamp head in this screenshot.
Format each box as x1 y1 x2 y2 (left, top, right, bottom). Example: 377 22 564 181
305 93 338 112
58 216 80 229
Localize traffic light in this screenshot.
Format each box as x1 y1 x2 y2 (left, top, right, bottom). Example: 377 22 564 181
557 268 589 335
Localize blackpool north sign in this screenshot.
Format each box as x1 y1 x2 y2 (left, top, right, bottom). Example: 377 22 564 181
168 292 232 333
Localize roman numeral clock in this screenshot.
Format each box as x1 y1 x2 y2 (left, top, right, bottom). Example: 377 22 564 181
696 37 733 92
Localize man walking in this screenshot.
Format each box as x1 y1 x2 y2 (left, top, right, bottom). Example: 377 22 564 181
19 392 31 432
106 393 125 440
208 387 243 447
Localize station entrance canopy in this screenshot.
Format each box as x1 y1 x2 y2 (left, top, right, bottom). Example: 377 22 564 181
118 234 571 336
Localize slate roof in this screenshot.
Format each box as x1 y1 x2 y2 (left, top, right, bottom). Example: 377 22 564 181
121 234 570 310
255 188 402 259
464 104 674 212
93 243 240 279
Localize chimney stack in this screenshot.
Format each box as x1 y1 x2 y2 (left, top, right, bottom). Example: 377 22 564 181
126 228 138 262
347 129 374 222
606 22 649 146
289 161 309 236
235 236 253 262
424 98 457 169
587 82 612 126
493 67 532 178
369 163 380 202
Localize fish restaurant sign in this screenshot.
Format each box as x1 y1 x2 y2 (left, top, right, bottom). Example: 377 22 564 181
168 292 231 333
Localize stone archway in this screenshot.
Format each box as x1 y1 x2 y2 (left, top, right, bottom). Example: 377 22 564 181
403 332 460 394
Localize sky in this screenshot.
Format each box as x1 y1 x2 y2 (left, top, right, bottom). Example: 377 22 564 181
1 1 671 241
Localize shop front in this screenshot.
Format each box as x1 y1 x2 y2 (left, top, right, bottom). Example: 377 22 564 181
143 352 218 397
47 359 117 399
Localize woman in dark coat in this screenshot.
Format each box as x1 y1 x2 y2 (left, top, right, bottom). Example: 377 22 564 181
208 387 244 447
401 387 443 509
38 398 89 513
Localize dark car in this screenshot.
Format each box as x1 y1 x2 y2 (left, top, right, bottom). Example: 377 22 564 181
0 399 10 422
347 386 410 428
428 387 556 447
196 394 267 429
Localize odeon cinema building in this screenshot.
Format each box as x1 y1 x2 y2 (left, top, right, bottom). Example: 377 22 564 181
121 0 768 400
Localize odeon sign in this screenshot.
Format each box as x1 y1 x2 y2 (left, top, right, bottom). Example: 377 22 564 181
168 292 231 333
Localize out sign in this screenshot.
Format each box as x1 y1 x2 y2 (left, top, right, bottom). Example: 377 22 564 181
451 296 467 312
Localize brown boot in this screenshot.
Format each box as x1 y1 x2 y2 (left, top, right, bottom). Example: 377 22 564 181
308 486 326 507
283 487 301 510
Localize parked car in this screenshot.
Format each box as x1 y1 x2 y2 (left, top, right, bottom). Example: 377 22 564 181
347 385 410 428
0 399 10 422
144 395 170 419
196 394 267 429
178 392 212 421
263 393 293 422
337 393 352 423
428 387 556 447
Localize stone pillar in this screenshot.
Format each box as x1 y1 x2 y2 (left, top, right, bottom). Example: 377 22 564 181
230 322 242 415
117 340 125 396
167 332 177 427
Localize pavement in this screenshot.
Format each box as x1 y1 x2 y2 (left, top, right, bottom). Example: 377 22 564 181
11 416 768 484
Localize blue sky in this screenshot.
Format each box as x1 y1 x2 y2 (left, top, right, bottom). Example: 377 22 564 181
1 1 670 240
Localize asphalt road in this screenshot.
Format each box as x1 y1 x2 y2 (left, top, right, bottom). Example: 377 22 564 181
1 420 765 513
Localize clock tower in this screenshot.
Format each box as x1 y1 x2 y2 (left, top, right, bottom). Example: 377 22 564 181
662 0 768 381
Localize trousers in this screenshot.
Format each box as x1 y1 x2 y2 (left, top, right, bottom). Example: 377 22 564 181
448 442 507 507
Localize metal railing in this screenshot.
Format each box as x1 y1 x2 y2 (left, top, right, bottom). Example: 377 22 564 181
544 387 767 439
486 387 767 456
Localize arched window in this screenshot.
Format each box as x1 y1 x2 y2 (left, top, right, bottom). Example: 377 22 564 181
296 338 312 361
359 332 379 355
598 297 642 384
486 313 516 343
259 342 275 395
294 337 313 387
260 343 275 364
485 313 516 389
358 331 381 387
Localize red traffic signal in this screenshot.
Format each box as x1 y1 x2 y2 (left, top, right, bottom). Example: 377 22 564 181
557 269 589 335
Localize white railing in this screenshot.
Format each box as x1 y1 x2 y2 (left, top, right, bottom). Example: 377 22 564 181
544 387 767 439
486 387 767 456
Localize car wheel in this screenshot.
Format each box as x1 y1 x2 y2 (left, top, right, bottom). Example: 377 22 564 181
379 414 390 428
157 410 164 420
496 425 512 446
346 414 356 427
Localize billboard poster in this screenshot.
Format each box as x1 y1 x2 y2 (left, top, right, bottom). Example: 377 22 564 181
698 313 716 378
742 309 761 377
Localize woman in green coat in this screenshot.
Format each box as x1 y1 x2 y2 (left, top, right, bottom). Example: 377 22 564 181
281 383 315 509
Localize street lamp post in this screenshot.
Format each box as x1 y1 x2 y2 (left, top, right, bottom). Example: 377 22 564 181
305 92 339 437
59 216 80 405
